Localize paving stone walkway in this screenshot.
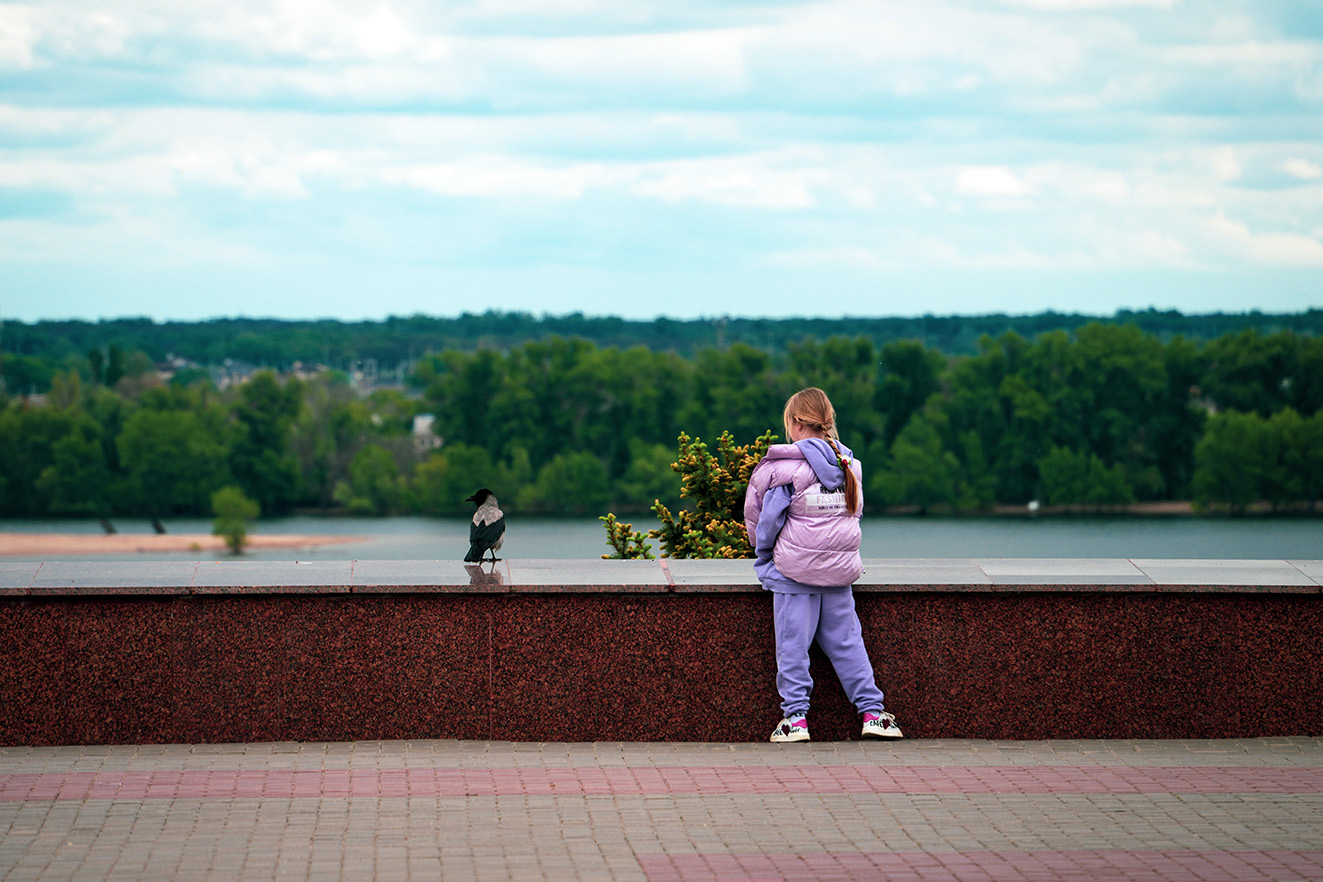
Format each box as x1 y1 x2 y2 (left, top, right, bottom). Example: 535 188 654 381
2 738 1321 881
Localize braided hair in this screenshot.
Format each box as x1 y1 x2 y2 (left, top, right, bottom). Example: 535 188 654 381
783 387 860 515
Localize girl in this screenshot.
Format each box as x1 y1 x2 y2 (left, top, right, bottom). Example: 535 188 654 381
744 387 902 742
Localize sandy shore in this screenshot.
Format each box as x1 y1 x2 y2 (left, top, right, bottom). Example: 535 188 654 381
0 533 367 556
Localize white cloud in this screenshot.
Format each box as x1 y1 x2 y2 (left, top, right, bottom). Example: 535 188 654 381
0 7 38 69
631 157 818 209
1205 213 1323 266
1282 158 1323 181
1053 167 1131 204
998 0 1176 7
218 0 420 61
955 166 1034 197
167 145 314 198
1162 39 1319 70
473 27 750 105
1083 225 1194 268
746 0 1089 100
383 156 613 200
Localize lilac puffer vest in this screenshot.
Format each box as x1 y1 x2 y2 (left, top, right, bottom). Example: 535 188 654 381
746 444 864 587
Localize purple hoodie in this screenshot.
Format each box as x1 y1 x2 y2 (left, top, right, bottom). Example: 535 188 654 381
744 438 864 593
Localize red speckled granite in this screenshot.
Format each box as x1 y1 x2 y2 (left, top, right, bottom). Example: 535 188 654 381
0 559 1319 745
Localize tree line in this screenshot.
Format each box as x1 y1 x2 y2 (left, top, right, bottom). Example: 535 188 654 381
4 309 1322 393
1 324 1320 521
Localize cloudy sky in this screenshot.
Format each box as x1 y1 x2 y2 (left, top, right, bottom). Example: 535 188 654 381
2 0 1321 323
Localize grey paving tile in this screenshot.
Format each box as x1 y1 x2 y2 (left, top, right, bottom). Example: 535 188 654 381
662 558 753 577
1288 560 1323 586
0 562 39 590
1131 558 1319 588
977 558 1152 586
191 560 352 593
27 561 198 593
664 558 761 590
856 559 991 587
504 559 669 591
350 559 495 590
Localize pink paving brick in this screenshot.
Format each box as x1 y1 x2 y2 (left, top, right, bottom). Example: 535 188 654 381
636 850 1323 882
1 765 1320 802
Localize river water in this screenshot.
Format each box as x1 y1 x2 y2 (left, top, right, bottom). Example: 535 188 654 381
3 514 1320 561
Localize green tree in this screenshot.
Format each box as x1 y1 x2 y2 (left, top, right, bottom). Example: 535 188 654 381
1191 411 1277 514
1038 446 1134 510
1068 324 1167 493
1200 329 1298 416
211 485 260 554
423 349 505 452
36 426 111 515
1149 335 1207 500
117 409 231 515
104 344 126 388
411 443 499 516
876 339 945 450
937 339 1011 501
519 451 610 515
875 414 959 513
954 430 996 511
229 371 302 513
787 336 886 454
1285 410 1323 512
333 444 405 515
994 371 1051 503
1265 408 1323 511
678 345 784 445
1039 446 1091 508
288 373 360 508
1289 335 1323 416
614 439 683 514
0 405 87 516
0 353 56 397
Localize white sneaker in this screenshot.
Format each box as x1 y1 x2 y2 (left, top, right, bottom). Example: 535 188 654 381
861 711 903 739
770 715 809 743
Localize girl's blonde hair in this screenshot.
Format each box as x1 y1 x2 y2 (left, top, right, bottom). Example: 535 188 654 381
783 387 860 515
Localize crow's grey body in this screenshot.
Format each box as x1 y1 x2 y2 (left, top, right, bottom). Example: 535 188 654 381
464 489 505 563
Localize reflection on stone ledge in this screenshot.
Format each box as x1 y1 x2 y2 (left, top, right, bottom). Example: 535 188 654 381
465 563 504 587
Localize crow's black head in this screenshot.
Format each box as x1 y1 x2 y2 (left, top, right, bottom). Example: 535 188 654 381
465 488 495 505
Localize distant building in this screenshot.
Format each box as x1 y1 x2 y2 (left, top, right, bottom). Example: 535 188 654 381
211 359 259 390
412 414 442 453
288 361 330 381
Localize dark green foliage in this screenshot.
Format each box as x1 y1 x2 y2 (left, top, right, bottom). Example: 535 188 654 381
0 312 1320 519
229 371 302 514
5 310 1322 379
520 451 610 515
1038 446 1135 510
876 340 945 450
411 444 501 516
1192 408 1323 514
117 408 231 515
36 426 112 515
873 414 959 513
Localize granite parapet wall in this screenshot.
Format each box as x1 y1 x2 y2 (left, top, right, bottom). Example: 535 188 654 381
1 558 1320 746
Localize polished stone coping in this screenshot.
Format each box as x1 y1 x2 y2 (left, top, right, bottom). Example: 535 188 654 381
1 558 1320 597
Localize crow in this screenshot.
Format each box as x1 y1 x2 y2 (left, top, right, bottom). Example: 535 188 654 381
463 488 505 563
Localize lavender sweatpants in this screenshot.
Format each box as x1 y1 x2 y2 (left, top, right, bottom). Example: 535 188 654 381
773 590 886 718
